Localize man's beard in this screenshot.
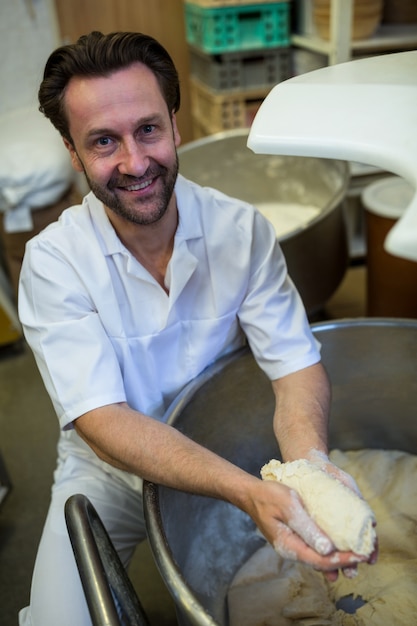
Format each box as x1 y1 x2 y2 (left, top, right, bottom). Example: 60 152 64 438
84 154 179 226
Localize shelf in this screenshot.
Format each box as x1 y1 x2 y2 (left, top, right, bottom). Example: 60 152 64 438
351 24 417 53
292 0 417 65
292 24 417 59
291 33 332 56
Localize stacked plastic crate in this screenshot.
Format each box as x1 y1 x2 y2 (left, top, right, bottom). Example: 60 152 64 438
184 0 292 137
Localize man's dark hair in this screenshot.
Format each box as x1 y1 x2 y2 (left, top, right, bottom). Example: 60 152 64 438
38 31 181 144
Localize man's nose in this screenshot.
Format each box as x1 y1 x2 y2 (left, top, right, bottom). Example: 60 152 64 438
117 139 149 177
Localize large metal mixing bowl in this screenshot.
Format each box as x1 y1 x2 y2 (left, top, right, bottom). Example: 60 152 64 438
178 130 350 316
144 318 417 626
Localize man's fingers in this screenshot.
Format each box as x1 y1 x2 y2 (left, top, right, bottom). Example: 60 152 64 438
286 489 334 555
272 520 366 573
342 566 359 579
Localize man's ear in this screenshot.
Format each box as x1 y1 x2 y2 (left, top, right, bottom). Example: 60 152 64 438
171 113 181 149
63 138 84 173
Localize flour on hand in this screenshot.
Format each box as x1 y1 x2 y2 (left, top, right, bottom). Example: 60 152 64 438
261 458 376 556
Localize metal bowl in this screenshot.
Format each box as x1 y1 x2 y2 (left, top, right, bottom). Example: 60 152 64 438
178 130 350 316
144 318 417 626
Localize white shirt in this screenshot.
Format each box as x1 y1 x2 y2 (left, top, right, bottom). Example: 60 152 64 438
19 175 320 431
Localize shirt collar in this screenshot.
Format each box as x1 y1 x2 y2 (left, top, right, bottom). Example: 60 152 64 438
85 174 203 258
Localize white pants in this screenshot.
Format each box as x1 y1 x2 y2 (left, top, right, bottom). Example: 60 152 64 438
19 438 146 626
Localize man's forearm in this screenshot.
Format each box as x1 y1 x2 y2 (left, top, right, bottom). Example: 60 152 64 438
74 402 259 507
271 362 331 462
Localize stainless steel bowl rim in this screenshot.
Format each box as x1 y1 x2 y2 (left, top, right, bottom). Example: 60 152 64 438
178 128 350 242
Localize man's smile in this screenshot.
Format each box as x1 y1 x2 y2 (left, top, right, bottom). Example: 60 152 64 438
123 179 154 192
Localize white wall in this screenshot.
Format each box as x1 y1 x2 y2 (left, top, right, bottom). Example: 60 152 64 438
0 0 60 115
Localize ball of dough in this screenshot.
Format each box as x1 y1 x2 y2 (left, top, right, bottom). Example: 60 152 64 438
261 458 376 556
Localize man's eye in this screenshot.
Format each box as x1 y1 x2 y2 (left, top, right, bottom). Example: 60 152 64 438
97 137 112 146
143 125 155 134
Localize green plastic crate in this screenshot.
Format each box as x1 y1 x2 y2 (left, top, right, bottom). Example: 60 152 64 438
184 2 290 54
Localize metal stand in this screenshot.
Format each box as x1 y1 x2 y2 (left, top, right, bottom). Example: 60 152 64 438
65 493 150 626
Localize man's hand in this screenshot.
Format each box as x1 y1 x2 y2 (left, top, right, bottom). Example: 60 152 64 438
243 479 371 581
306 448 362 496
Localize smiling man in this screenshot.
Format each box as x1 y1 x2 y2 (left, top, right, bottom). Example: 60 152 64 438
18 31 376 626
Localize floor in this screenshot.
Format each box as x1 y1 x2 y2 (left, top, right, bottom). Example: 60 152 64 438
0 265 367 626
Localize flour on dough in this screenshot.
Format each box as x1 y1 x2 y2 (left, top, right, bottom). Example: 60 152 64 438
261 457 376 556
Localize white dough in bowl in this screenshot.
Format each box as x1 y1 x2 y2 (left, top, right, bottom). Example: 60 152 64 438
255 202 321 239
261 458 376 556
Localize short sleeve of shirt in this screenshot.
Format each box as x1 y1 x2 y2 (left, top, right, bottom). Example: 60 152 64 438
18 214 127 430
236 208 321 380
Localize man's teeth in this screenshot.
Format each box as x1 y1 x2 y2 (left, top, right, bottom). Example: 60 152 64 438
125 179 152 191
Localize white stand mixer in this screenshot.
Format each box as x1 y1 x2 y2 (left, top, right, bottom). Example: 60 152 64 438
248 50 417 262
